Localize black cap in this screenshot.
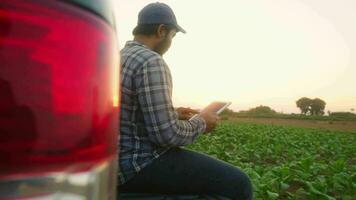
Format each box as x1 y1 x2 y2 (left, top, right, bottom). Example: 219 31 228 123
138 2 186 33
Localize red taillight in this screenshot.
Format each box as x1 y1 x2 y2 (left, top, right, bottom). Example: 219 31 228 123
0 0 120 176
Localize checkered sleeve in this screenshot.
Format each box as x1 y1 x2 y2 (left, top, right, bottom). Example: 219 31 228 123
136 55 206 147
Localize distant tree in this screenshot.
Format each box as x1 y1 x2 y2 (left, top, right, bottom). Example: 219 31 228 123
296 97 312 115
351 108 355 112
246 105 277 115
310 98 326 116
221 108 235 116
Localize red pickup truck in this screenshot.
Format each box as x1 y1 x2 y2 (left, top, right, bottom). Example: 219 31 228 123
0 0 120 199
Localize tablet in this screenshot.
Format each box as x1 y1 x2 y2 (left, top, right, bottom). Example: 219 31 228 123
189 101 231 121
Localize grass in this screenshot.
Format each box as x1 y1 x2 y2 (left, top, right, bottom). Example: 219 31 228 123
187 122 356 200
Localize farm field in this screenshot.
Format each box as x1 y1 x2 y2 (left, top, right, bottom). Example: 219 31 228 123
187 121 356 200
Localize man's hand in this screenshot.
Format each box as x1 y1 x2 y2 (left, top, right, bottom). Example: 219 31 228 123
199 112 219 133
176 107 199 120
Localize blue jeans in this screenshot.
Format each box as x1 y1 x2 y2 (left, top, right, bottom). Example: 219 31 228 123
118 147 253 200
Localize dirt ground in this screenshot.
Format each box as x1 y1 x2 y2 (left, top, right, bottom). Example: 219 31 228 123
229 117 356 133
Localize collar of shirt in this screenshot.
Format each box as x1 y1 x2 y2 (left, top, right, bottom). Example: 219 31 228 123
125 40 150 49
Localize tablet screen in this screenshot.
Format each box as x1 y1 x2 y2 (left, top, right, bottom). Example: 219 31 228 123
189 101 231 121
200 102 231 114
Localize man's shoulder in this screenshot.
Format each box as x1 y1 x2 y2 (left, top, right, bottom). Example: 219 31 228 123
121 43 162 64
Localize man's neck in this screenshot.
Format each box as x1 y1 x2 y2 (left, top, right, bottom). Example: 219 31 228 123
134 35 155 50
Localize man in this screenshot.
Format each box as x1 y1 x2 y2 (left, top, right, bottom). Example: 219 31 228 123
118 2 252 199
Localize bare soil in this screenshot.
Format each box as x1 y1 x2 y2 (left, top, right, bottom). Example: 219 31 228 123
229 117 356 133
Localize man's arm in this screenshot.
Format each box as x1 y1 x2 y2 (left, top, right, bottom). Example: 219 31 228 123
136 56 206 147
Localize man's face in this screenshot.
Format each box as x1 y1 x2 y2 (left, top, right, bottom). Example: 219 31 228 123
153 28 177 55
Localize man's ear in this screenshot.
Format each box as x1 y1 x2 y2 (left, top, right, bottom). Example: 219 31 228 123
156 24 167 39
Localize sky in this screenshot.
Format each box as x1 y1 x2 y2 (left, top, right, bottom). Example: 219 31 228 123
112 0 356 113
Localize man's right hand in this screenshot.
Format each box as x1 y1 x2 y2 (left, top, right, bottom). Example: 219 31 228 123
199 112 219 133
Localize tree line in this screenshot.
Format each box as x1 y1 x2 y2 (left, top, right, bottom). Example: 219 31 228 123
220 97 355 119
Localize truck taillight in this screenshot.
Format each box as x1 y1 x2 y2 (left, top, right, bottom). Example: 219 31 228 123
0 0 119 199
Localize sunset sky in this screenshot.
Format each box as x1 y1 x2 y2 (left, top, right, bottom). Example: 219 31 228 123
112 0 356 113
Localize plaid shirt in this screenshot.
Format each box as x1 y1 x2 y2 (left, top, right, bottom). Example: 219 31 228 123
118 41 206 185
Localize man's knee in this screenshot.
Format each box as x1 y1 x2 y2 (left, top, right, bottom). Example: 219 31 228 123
227 168 253 200
240 172 253 200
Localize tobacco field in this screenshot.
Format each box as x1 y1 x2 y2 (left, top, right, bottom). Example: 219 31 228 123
188 122 356 199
